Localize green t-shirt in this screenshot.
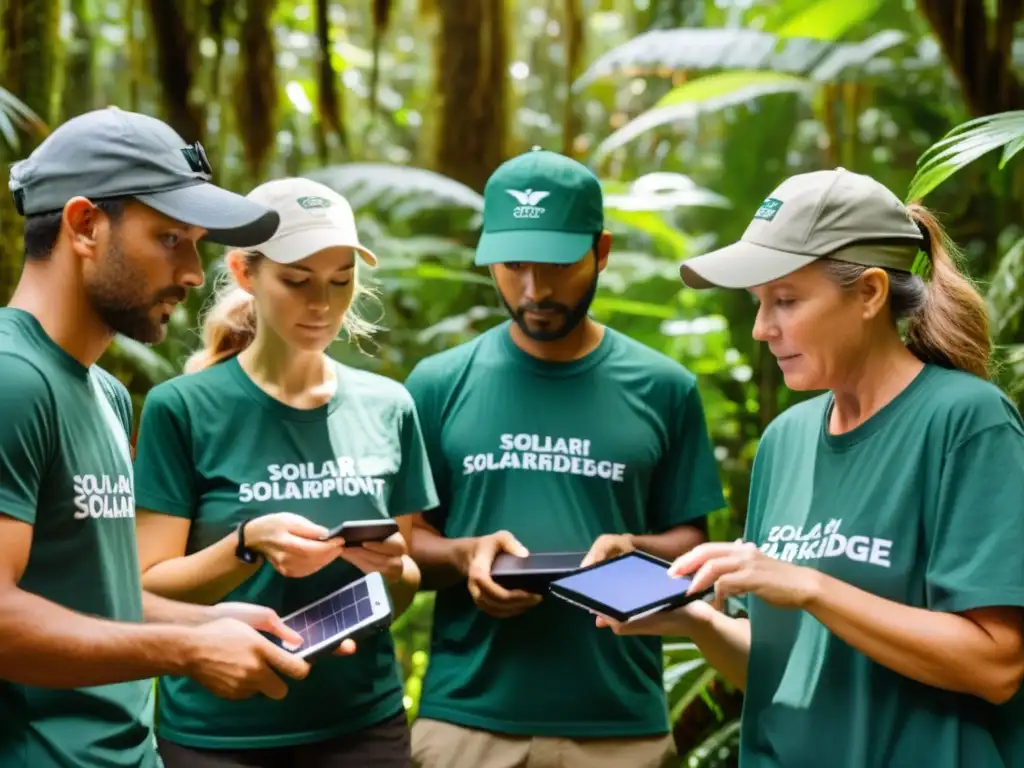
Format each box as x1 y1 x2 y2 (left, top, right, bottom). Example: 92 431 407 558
405 321 726 738
741 363 1024 768
0 309 156 768
132 356 438 749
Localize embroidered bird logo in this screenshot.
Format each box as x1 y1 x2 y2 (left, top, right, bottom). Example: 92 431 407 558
506 189 550 206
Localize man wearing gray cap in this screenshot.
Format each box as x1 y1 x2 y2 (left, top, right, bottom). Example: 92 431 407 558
0 107 333 768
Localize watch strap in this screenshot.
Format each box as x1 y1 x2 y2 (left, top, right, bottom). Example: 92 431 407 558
235 518 261 564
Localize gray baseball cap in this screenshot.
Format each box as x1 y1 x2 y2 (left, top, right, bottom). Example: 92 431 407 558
8 106 280 247
678 168 925 289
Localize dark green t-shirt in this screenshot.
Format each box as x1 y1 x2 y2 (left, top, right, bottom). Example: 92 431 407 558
132 355 438 749
0 308 156 768
405 322 726 738
741 364 1024 768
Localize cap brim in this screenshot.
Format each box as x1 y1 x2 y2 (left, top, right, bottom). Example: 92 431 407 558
679 240 819 289
255 226 378 267
137 182 281 247
475 230 593 266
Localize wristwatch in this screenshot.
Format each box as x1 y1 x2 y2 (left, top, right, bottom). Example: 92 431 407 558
235 518 261 564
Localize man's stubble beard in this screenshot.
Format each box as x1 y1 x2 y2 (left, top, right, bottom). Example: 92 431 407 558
85 234 178 345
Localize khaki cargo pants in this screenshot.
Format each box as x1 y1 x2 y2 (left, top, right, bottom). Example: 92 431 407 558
411 717 677 768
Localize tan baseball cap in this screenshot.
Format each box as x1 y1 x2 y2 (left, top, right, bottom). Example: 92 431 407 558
678 168 925 289
243 177 378 267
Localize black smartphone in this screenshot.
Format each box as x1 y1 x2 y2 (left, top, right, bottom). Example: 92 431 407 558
319 518 400 547
490 552 588 594
549 550 713 623
277 572 394 661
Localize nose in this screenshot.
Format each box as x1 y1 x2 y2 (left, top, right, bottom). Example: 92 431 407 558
179 247 205 289
752 304 777 343
522 266 553 304
306 282 330 313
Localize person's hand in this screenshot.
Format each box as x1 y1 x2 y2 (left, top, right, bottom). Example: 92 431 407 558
207 601 357 658
595 597 718 637
338 533 407 582
579 533 635 569
184 617 313 701
669 540 820 611
245 512 345 579
465 530 542 619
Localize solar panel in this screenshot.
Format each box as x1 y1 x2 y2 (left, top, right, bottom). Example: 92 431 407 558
284 578 376 650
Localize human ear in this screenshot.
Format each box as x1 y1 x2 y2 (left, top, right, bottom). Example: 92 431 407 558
596 230 612 273
858 267 890 321
63 197 102 263
226 250 256 296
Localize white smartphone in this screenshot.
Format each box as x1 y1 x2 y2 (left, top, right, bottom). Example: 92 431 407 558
279 571 394 661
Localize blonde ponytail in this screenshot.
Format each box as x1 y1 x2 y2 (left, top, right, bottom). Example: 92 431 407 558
904 204 991 379
184 265 258 373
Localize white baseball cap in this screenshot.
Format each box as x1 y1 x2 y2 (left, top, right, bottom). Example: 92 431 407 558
243 177 378 266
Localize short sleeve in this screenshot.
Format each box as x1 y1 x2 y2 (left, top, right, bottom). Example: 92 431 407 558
647 383 727 532
404 362 451 529
132 384 197 519
388 391 441 517
0 355 56 525
925 423 1024 614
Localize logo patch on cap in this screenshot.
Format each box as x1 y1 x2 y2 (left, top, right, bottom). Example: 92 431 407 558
297 196 333 210
754 197 783 222
180 142 213 175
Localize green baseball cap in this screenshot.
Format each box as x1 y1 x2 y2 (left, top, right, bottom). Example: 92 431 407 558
8 106 280 247
678 168 925 289
475 148 604 266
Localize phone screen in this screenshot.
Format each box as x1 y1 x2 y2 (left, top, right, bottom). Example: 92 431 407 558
554 553 695 614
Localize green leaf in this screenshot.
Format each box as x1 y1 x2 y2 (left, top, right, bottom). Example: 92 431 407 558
593 76 811 160
654 71 809 109
773 0 888 41
591 296 677 319
306 163 484 214
605 208 693 258
907 111 1024 200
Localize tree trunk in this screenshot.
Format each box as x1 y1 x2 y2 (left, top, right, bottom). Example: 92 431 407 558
431 0 509 192
916 0 1024 117
0 0 61 304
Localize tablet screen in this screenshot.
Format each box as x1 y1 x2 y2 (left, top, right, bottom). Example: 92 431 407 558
553 553 694 614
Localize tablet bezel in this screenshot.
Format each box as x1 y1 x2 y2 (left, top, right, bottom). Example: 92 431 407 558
491 551 588 593
548 549 709 623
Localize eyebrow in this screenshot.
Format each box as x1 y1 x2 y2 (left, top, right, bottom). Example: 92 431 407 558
283 263 356 273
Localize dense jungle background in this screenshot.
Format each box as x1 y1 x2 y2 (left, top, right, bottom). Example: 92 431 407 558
4 0 1024 764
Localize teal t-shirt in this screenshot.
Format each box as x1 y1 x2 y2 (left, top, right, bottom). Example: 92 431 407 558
741 364 1024 768
0 309 156 768
132 355 439 749
406 321 726 738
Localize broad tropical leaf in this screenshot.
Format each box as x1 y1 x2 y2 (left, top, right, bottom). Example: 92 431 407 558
774 0 888 40
593 73 812 159
686 719 742 767
985 233 1024 340
573 29 906 92
306 163 485 215
907 111 1024 201
604 172 731 212
109 336 178 385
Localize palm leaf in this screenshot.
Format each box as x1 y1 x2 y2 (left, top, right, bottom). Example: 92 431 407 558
686 719 742 767
907 111 1024 201
0 86 49 151
306 163 484 215
573 28 906 92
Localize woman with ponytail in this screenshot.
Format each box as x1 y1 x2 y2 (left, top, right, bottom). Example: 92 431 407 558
598 169 1024 767
130 178 439 768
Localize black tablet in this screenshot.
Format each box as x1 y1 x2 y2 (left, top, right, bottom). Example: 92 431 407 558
490 552 588 594
549 550 711 623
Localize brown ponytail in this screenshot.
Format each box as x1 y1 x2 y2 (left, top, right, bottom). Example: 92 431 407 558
903 204 991 379
183 254 261 373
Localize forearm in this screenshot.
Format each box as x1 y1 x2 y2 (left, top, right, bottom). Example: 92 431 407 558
142 531 260 605
387 555 422 619
0 586 192 688
631 524 707 562
409 525 474 591
806 572 1019 703
688 613 752 692
142 591 216 626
